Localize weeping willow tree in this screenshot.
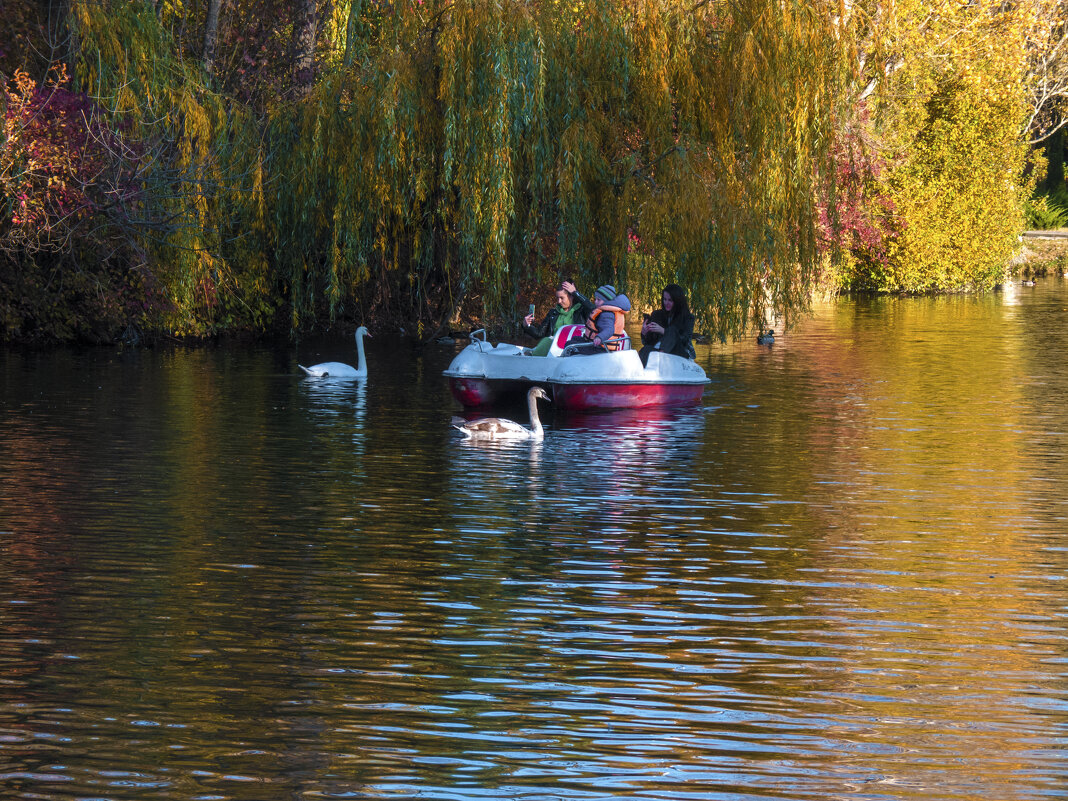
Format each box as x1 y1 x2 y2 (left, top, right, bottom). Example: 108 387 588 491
273 0 850 340
68 0 272 337
612 0 849 336
270 1 553 333
47 0 848 340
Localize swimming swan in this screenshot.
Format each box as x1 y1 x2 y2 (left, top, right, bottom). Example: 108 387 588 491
300 327 371 378
756 328 775 345
452 387 551 440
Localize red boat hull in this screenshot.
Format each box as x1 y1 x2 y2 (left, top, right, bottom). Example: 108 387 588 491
449 377 704 409
551 382 706 410
449 377 526 407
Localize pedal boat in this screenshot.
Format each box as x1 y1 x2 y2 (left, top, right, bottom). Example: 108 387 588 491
444 325 710 410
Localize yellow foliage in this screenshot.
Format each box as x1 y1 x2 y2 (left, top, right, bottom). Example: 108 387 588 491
260 0 850 338
845 0 1033 292
60 0 850 338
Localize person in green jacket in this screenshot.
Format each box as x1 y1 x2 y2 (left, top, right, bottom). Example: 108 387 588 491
522 280 592 356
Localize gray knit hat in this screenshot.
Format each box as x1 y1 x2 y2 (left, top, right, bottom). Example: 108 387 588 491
595 284 617 302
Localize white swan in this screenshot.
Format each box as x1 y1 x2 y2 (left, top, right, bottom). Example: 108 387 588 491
452 386 551 440
300 327 371 378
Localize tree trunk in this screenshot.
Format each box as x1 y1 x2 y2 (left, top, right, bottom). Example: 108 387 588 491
293 0 317 96
343 0 365 69
203 0 224 77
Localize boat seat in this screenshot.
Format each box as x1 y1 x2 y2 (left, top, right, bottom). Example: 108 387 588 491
549 324 588 357
561 332 630 356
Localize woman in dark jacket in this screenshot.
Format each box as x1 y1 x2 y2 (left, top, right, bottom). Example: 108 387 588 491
639 284 695 366
522 280 591 356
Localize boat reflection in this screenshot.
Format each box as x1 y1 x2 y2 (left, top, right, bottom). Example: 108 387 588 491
445 402 710 542
560 405 707 463
561 403 707 431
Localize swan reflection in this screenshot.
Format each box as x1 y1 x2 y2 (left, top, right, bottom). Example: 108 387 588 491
300 377 367 456
446 402 707 525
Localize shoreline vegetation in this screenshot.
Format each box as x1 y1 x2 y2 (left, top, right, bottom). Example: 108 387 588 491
1017 233 1068 277
2 0 1066 346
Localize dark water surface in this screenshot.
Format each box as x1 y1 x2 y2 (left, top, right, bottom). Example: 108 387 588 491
2 280 1067 800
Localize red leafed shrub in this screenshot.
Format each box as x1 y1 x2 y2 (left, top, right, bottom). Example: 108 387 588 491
817 111 894 277
1 64 139 249
1 64 152 342
820 142 894 268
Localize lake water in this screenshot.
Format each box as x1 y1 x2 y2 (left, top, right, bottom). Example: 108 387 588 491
1 279 1067 800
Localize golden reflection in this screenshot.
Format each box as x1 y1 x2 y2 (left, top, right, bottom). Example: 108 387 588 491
724 291 1064 795
2 288 1068 799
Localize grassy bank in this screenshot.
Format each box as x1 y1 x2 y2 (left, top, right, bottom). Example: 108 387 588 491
1016 233 1068 276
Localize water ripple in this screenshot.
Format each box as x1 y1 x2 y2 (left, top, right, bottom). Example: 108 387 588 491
3 288 1068 798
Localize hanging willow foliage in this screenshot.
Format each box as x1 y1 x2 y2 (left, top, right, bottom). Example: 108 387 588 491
271 0 849 339
68 0 272 336
270 0 548 334
59 0 848 340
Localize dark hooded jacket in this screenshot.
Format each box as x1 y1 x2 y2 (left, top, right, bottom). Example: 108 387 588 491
641 308 695 359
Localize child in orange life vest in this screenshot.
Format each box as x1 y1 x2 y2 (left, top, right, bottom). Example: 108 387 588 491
571 284 631 353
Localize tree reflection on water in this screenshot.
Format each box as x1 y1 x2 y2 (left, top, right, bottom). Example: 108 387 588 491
2 285 1068 799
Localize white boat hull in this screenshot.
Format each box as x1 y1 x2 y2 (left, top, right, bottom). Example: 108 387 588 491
443 335 709 409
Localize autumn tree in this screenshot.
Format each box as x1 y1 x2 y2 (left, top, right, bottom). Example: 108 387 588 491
0 65 148 341
68 0 274 337
270 0 850 339
2 0 858 341
1024 0 1068 143
839 0 1034 292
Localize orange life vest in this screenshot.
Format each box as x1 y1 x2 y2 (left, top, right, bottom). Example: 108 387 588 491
585 305 627 350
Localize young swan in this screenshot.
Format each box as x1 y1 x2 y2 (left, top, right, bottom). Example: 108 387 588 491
452 386 551 440
300 327 371 378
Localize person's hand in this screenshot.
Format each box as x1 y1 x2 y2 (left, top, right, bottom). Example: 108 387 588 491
561 280 576 294
646 321 664 335
593 336 602 347
523 314 534 326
